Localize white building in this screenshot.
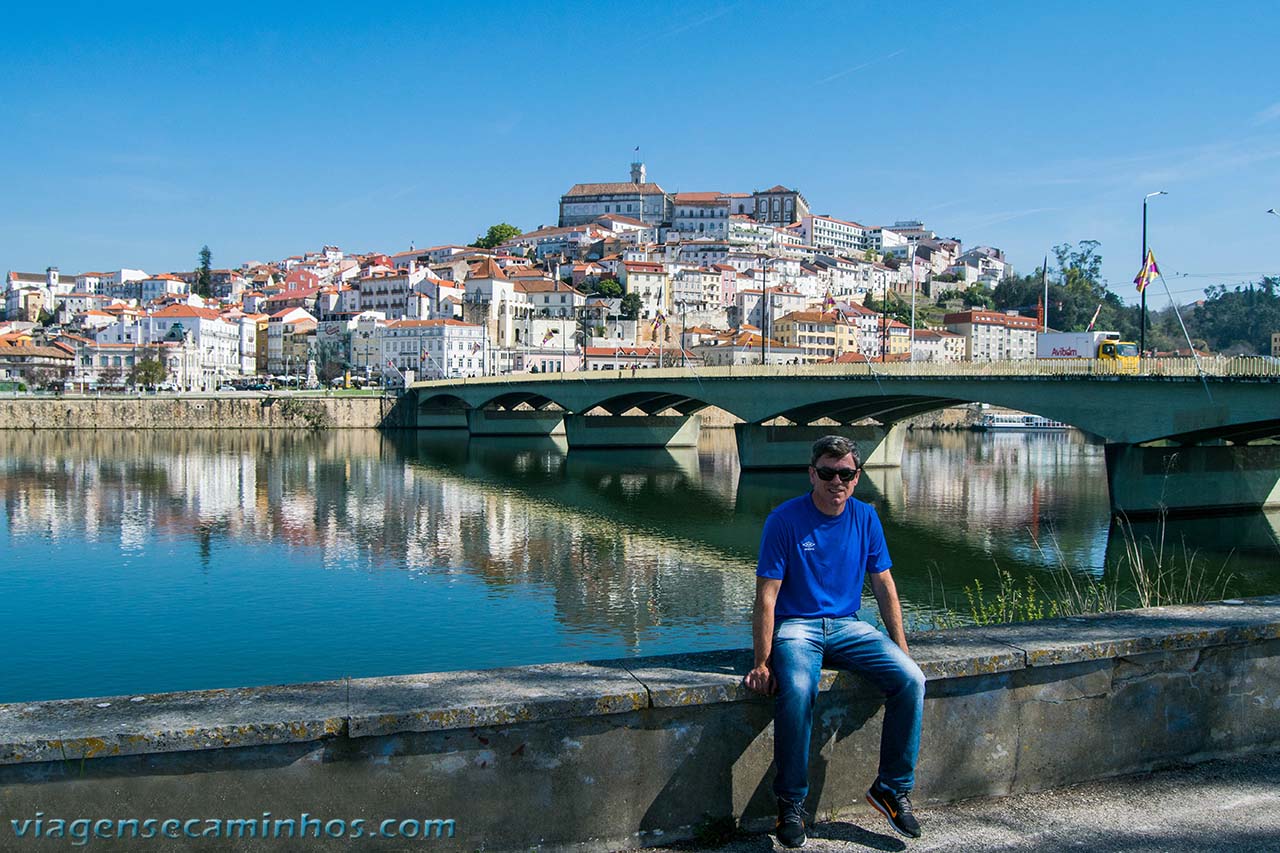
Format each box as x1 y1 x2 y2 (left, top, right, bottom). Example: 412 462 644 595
672 193 730 238
355 264 430 318
93 304 244 387
910 329 966 362
800 214 868 256
558 161 673 227
943 310 1038 361
381 319 488 380
620 261 669 321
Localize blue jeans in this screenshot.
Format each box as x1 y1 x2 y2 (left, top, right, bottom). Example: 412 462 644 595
771 616 925 801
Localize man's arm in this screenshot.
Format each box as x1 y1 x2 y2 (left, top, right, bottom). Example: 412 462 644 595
744 577 781 694
869 569 910 655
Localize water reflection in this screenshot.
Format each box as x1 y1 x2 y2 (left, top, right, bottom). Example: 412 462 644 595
1 428 1276 702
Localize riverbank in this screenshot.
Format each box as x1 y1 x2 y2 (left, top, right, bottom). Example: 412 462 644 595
0 394 399 429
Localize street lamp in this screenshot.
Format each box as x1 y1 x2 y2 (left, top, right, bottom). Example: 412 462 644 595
908 244 917 361
676 300 688 367
1140 190 1168 354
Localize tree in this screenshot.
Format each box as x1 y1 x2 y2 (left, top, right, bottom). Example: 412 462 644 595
130 354 168 388
1189 278 1280 355
593 277 623 298
196 245 213 297
470 223 522 249
989 241 1137 335
620 292 642 320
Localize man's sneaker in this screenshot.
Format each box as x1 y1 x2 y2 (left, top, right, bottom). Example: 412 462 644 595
866 781 921 839
775 798 807 848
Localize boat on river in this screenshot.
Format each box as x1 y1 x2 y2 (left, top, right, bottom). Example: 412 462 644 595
974 413 1069 431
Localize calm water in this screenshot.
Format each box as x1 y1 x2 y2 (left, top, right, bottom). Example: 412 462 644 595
2 428 1277 703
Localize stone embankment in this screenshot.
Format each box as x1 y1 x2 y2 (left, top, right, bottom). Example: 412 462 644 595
0 397 984 432
0 395 401 430
1 597 1276 851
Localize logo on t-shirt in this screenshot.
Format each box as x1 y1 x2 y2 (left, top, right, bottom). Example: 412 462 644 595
800 539 816 551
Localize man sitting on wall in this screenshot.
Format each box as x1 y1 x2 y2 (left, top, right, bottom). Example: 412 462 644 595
744 434 926 846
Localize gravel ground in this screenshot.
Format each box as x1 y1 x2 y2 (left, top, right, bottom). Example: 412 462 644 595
649 750 1280 853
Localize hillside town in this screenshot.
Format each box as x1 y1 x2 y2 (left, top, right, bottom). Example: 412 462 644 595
4 159 1111 392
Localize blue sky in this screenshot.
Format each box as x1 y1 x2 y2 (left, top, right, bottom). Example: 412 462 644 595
3 1 1278 305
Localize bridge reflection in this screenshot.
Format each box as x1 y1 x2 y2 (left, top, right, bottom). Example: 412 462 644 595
394 429 1280 611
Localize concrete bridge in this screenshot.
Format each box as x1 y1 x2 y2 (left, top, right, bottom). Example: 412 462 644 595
406 359 1280 516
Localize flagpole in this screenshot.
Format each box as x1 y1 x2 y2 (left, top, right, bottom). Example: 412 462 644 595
1141 191 1168 354
1040 255 1048 333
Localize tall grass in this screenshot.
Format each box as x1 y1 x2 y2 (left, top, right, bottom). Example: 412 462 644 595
924 513 1235 629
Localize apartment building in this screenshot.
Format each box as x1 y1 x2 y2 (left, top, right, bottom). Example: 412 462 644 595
773 310 860 363
943 310 1038 361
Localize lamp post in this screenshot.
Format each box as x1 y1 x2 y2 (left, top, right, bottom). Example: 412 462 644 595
908 244 917 362
1140 190 1168 354
758 255 767 365
677 300 688 367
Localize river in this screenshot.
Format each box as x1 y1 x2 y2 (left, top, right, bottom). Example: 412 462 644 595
1 427 1276 703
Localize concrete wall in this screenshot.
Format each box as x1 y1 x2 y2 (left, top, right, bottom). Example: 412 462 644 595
1 599 1276 852
0 396 400 430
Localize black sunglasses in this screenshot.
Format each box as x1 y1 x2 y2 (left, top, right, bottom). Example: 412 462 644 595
813 465 859 482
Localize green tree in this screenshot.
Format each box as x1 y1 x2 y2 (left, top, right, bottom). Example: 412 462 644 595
470 223 522 249
620 292 642 320
990 241 1138 335
196 245 213 298
130 355 168 388
593 277 623 298
1190 278 1280 354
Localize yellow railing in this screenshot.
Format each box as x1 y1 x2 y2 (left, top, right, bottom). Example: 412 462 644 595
412 357 1280 388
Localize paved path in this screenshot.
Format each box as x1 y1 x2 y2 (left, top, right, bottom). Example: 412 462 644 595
655 751 1280 853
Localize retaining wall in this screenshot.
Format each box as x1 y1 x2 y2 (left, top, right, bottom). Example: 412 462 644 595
1 598 1276 851
0 396 401 430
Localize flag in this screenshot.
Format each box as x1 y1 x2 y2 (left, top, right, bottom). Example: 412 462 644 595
419 345 428 362
1133 249 1160 293
650 311 666 332
541 328 558 345
1085 303 1103 332
822 290 835 311
471 341 482 354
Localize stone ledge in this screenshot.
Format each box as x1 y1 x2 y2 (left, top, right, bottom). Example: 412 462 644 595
1 596 1276 766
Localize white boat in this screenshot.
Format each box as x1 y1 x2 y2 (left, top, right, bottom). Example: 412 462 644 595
975 413 1069 431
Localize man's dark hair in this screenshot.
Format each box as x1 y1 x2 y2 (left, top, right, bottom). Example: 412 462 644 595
810 434 861 468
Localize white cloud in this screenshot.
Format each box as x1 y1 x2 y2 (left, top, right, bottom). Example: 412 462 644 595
1253 102 1280 125
816 50 905 85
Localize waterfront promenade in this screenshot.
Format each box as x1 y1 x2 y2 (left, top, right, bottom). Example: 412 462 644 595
660 749 1280 852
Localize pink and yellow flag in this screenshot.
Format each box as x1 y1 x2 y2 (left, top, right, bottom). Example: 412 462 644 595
1133 249 1160 293
541 329 558 345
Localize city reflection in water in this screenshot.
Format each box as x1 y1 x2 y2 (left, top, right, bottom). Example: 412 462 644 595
1 428 1276 702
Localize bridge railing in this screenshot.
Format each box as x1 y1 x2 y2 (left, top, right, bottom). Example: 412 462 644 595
411 356 1280 388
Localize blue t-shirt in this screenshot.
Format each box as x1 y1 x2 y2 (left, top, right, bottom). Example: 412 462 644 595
756 492 892 619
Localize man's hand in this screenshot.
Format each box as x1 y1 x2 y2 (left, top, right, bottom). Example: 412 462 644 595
749 578 782 694
743 663 775 695
869 569 910 655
